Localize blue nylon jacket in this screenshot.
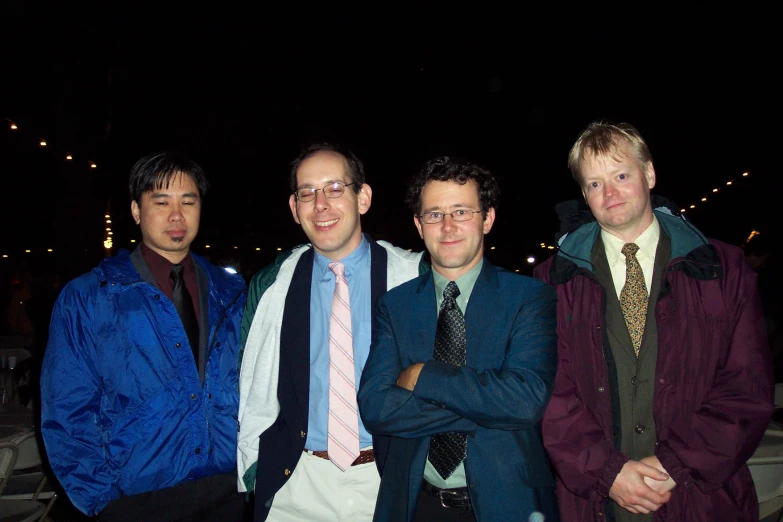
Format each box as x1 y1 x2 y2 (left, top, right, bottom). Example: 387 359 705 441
40 249 246 516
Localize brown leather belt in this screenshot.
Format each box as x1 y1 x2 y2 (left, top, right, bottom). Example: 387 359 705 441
305 448 375 466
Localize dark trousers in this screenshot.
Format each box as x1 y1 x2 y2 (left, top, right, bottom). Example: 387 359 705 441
98 473 249 522
413 486 476 522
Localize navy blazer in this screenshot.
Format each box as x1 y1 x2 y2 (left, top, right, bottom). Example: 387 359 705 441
254 237 394 521
358 260 561 522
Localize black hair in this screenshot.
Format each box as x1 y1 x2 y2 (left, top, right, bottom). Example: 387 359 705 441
289 142 366 194
128 152 209 203
406 156 500 216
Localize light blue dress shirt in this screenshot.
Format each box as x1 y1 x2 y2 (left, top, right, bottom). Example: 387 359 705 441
306 236 373 450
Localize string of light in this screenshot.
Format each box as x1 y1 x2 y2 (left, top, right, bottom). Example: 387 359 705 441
5 116 99 169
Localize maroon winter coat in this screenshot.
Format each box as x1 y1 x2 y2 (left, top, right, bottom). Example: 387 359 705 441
534 205 773 522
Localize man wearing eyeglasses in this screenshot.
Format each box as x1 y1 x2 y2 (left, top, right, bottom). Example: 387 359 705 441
358 157 560 521
237 143 424 521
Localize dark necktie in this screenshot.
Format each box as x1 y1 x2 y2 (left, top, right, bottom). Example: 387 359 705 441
170 264 200 365
428 281 467 479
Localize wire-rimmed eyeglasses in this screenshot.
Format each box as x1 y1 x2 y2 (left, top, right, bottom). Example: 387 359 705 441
293 182 357 202
418 209 482 224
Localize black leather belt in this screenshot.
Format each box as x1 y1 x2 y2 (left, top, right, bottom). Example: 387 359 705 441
421 481 472 510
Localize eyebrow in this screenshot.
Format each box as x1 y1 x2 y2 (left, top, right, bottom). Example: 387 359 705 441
150 192 199 199
296 180 348 189
422 203 475 213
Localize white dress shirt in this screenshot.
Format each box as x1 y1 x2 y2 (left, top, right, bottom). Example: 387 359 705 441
601 217 660 298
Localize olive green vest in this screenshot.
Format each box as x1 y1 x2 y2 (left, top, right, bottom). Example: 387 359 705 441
592 232 671 522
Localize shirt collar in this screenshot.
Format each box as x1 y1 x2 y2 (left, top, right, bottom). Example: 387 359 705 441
601 215 660 267
432 258 484 300
313 235 370 280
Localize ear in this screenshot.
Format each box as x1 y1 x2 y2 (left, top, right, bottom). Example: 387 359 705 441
357 184 372 215
482 208 496 235
288 194 301 225
644 161 656 190
414 214 424 239
131 200 141 225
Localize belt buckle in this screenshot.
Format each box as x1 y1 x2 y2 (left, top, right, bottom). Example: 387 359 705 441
438 488 467 509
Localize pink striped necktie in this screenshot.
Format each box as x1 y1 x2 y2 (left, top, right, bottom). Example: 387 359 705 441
327 261 360 471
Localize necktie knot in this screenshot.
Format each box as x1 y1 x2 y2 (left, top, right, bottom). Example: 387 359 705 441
328 261 345 278
443 281 461 301
170 264 185 283
622 243 640 258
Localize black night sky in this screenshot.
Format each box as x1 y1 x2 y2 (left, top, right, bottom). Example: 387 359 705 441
1 4 779 279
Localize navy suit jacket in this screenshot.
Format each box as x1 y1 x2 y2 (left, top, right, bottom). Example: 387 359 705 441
358 260 561 522
254 237 395 521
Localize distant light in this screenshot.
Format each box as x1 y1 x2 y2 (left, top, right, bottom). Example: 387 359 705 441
514 269 520 273
205 245 211 248
106 219 111 224
130 239 136 243
105 214 110 218
712 188 718 193
277 247 282 251
255 247 260 251
680 209 686 213
547 246 555 250
90 163 97 168
490 246 496 250
9 123 17 130
66 154 73 160
224 267 238 274
107 231 113 235
103 240 112 249
39 140 47 147
701 197 707 202
726 181 733 185
743 172 749 177
408 249 412 252
540 243 546 247
690 204 696 209
106 228 111 231
747 230 760 243
2 255 7 258
526 256 536 264
233 246 238 250
25 249 30 253
47 248 53 252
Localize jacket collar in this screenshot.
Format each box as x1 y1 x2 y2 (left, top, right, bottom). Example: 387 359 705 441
550 195 721 285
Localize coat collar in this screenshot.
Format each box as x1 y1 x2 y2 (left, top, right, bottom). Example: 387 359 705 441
410 259 499 367
549 195 721 285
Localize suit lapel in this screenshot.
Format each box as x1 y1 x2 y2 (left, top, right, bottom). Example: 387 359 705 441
280 249 314 425
464 260 500 369
411 273 438 364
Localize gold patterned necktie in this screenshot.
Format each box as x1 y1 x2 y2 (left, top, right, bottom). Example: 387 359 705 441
619 243 648 357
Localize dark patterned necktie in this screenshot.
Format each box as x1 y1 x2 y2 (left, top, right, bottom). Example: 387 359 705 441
170 264 199 364
428 281 467 478
619 243 648 357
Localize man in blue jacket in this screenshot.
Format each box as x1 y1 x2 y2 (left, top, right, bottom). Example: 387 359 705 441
41 152 247 521
358 157 560 522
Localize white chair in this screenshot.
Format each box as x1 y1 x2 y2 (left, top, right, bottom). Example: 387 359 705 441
749 424 783 522
0 441 46 521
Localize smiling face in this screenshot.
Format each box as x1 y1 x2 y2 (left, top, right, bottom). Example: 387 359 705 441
288 151 372 260
580 139 656 242
414 179 495 280
131 172 201 263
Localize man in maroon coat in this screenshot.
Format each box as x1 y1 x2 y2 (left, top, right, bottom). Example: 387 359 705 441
535 121 773 521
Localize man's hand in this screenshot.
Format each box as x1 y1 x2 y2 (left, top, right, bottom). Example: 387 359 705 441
397 363 425 391
609 460 672 514
641 455 677 494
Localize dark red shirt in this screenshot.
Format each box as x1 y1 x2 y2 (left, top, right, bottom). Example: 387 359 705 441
140 243 200 324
